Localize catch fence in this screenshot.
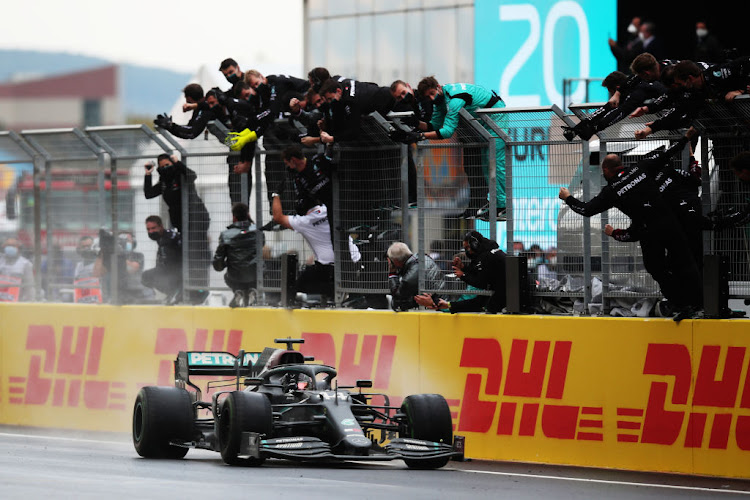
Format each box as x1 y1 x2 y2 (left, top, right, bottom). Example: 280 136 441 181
1 98 748 312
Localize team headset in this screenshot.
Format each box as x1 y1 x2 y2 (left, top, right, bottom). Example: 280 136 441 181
465 231 480 253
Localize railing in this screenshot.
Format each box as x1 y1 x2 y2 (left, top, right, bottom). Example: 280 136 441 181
1 97 748 312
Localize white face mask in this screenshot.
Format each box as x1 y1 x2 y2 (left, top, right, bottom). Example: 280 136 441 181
696 28 708 38
627 23 638 34
638 32 646 42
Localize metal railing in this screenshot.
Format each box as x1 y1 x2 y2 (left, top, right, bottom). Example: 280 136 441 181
1 98 749 312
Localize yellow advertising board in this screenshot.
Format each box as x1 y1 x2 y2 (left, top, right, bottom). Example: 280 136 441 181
1 303 748 478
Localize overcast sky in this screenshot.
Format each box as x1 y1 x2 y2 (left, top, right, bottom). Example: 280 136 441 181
3 0 304 75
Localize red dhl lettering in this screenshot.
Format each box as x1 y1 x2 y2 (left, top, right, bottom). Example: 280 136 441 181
7 325 125 410
456 339 750 451
153 327 243 385
300 332 397 389
631 343 750 450
457 338 578 437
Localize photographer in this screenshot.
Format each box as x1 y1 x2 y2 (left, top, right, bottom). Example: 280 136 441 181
416 231 507 314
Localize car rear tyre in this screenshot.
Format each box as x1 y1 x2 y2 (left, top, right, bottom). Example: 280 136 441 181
400 393 453 469
219 391 272 466
133 386 193 459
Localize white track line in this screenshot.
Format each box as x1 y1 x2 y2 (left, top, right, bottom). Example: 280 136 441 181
460 469 750 495
0 431 129 447
1 432 746 495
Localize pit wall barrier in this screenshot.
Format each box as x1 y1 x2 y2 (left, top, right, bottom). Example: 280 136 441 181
1 303 748 479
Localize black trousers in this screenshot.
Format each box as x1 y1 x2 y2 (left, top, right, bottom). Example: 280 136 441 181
640 223 702 309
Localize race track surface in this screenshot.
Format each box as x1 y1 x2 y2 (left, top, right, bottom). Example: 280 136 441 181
1 426 749 499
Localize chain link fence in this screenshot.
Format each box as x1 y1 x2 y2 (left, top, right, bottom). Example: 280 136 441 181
1 99 749 311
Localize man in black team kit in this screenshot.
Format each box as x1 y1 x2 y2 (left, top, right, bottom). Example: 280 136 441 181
559 151 703 320
635 56 750 140
154 84 227 139
603 129 705 275
245 70 310 204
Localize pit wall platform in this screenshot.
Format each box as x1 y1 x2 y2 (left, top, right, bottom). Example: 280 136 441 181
1 303 748 479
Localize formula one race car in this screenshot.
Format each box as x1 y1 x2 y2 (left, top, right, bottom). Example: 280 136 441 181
132 338 463 468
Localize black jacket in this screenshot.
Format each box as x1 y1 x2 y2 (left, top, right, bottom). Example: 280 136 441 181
451 233 507 314
610 137 702 242
143 160 210 233
154 229 182 272
324 80 395 142
168 101 221 139
388 254 445 311
291 153 334 215
213 220 261 283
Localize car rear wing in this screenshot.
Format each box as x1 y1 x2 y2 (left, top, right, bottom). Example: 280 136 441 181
175 348 277 384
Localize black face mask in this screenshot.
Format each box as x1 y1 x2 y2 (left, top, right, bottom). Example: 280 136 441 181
225 72 240 84
401 93 415 106
433 93 445 106
148 231 161 241
157 164 174 178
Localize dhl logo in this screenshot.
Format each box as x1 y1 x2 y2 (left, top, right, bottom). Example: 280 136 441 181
456 339 750 451
6 325 126 410
456 338 590 439
626 343 750 450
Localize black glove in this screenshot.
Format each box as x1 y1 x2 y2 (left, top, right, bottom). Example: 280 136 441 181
708 206 750 231
154 113 173 130
389 128 424 144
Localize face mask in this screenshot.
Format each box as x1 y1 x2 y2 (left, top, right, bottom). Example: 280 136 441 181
124 242 133 252
696 28 708 38
402 93 415 106
256 82 269 94
225 73 240 85
3 246 18 258
627 23 638 34
433 93 445 106
157 164 174 179
548 256 557 266
638 32 646 42
148 231 161 241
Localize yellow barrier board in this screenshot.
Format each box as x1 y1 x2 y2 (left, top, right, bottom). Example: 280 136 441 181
1 304 748 478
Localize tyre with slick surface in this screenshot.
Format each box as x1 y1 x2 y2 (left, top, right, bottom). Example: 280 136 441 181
219 391 273 465
400 393 453 469
133 386 194 459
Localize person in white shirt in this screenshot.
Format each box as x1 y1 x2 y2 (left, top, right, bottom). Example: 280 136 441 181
271 192 334 298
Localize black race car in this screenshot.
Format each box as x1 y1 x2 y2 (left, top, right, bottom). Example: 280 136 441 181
132 338 463 468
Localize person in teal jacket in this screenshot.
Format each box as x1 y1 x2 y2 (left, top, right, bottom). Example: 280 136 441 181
416 77 507 219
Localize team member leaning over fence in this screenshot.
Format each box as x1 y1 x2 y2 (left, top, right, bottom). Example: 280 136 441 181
386 242 445 312
415 77 507 219
416 231 507 314
559 151 703 321
603 128 706 272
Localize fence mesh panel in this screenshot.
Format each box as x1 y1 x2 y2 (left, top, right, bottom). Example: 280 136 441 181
2 98 749 309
